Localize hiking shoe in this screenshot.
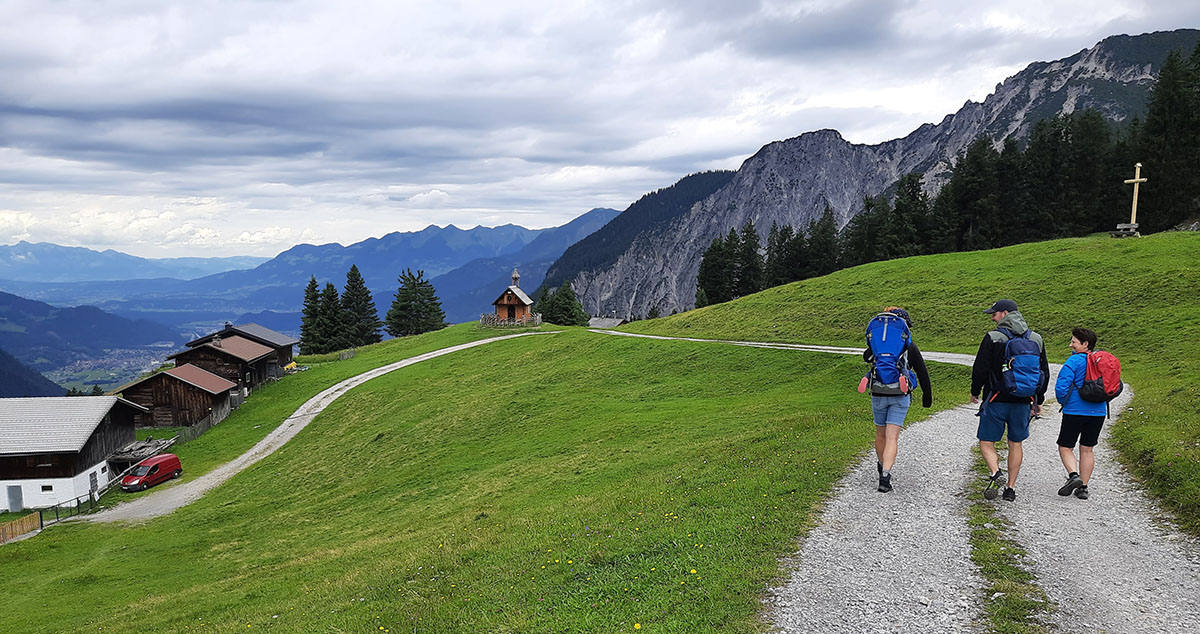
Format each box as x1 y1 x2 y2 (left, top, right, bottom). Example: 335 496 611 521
878 474 892 493
1074 485 1090 500
1002 487 1017 502
1058 473 1084 497
983 470 1004 500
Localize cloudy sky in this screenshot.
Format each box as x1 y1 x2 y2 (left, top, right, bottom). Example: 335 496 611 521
1 1 1197 257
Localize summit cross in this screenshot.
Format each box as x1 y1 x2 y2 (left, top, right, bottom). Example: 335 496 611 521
1113 163 1147 238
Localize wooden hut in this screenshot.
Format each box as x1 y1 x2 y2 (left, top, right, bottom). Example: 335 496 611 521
115 363 238 428
167 334 275 390
187 322 298 369
492 268 535 321
1 396 145 511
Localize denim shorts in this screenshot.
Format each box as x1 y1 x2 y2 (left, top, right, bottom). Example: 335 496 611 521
872 394 911 427
977 401 1032 442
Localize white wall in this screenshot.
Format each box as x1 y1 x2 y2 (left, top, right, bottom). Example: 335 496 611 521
0 461 113 511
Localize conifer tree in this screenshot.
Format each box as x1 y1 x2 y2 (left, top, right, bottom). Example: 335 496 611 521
385 269 446 337
806 205 840 277
888 173 925 257
341 264 382 347
694 285 710 309
315 282 349 353
1140 49 1199 231
537 282 589 326
735 221 764 296
299 276 320 355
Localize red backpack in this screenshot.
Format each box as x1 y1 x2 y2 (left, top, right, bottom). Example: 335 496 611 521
1078 350 1123 402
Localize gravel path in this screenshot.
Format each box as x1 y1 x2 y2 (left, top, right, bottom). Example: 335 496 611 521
590 330 1200 633
1000 374 1200 633
89 331 558 524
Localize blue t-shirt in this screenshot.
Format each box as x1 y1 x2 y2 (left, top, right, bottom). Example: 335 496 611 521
1055 352 1108 416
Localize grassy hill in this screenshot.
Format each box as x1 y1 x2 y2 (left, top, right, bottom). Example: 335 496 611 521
0 325 967 633
624 231 1200 533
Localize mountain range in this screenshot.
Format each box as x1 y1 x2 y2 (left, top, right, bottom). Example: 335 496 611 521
0 290 181 371
0 241 268 282
553 29 1200 318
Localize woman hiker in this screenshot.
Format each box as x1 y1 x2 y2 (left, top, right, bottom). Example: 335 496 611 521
862 307 933 493
1054 327 1107 500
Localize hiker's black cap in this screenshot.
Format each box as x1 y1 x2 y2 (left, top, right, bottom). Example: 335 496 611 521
984 299 1018 314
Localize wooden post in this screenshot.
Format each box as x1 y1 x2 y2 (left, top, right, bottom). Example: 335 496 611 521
1113 163 1147 238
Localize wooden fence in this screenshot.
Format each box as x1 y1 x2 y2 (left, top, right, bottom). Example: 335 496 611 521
480 313 542 327
0 512 41 545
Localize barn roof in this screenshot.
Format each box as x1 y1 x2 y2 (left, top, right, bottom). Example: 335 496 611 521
493 285 534 306
188 323 299 349
111 363 237 395
165 364 239 394
0 396 147 455
168 334 274 363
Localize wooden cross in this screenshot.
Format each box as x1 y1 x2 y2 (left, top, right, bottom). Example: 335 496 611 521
1123 162 1147 225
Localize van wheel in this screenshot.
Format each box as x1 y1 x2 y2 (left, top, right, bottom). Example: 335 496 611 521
173 469 181 479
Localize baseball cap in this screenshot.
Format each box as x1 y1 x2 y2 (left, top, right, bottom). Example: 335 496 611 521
984 299 1018 314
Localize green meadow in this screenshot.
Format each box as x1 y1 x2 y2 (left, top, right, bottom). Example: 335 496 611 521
0 327 967 633
627 232 1200 533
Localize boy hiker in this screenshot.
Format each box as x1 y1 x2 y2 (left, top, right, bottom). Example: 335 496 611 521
861 307 933 493
1054 327 1118 500
969 299 1049 502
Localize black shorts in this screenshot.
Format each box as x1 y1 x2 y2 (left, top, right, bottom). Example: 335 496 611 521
1058 414 1105 448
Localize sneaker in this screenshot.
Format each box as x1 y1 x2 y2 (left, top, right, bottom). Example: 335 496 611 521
1074 485 1089 500
1058 473 1084 497
984 470 1005 500
1002 487 1017 502
878 474 892 493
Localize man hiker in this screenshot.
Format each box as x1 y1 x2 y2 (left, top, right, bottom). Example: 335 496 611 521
970 299 1049 501
862 307 933 493
1054 327 1108 500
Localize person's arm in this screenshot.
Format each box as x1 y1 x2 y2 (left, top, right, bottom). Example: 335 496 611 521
908 341 933 407
1055 355 1078 402
1035 345 1051 406
970 334 992 401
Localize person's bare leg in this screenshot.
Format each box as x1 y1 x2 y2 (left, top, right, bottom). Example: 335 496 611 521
881 424 901 471
1059 445 1079 474
1079 445 1095 484
980 441 1000 475
875 425 887 467
1006 441 1023 488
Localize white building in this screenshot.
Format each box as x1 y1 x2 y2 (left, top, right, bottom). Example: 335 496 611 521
1 396 145 511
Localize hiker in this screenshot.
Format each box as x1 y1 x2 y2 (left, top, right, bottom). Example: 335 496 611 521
861 307 933 493
1054 328 1108 500
969 299 1049 502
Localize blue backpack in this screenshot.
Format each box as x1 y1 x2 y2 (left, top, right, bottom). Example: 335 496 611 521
993 327 1046 400
864 313 917 395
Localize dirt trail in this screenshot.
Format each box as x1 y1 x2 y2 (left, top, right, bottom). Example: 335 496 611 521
89 331 558 524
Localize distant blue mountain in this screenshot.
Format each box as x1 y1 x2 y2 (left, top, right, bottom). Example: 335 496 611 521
432 208 620 322
0 346 64 397
0 241 268 282
0 290 182 371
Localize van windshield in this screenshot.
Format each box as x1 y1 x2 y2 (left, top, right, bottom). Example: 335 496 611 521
130 466 150 476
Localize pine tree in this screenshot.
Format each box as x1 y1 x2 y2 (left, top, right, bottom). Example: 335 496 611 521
780 225 809 283
385 269 446 337
299 276 321 355
888 173 925 257
314 283 349 354
1140 49 1199 231
735 221 764 296
806 205 839 277
537 282 589 326
694 285 710 309
341 265 382 347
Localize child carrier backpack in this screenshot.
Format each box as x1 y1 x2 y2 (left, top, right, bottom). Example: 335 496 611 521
1079 350 1123 402
861 312 917 395
992 327 1046 400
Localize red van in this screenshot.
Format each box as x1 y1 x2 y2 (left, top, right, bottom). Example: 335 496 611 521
120 454 182 492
